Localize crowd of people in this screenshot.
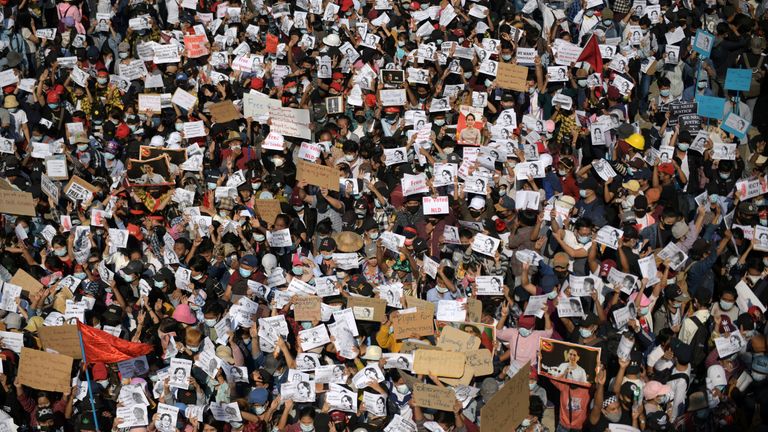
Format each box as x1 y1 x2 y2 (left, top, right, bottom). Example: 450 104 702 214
1 0 768 430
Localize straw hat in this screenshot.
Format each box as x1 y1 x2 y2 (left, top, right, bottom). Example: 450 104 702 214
333 231 364 252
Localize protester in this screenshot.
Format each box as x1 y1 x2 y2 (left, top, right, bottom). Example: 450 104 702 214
2 0 768 431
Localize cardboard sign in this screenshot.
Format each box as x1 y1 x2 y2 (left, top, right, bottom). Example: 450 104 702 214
404 295 435 316
393 309 434 340
63 175 99 201
293 296 322 322
400 341 441 354
466 298 482 322
437 325 481 352
465 349 493 376
38 325 82 359
412 382 456 411
0 186 36 216
496 63 528 91
296 160 340 191
480 363 529 432
346 296 387 322
268 107 312 139
18 348 73 393
413 349 466 377
10 269 43 297
209 100 242 123
254 199 282 225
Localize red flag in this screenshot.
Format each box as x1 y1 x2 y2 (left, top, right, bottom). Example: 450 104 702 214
577 35 603 74
77 321 153 364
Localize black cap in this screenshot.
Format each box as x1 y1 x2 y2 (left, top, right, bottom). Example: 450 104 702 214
672 340 693 365
319 237 337 252
646 411 671 431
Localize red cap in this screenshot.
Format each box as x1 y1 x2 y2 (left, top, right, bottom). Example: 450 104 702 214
127 223 144 240
2 84 16 94
283 81 297 88
330 411 347 422
340 0 354 12
364 94 377 107
92 362 108 380
658 162 675 175
494 218 507 232
518 315 536 329
599 259 617 277
332 72 344 80
384 106 400 113
97 69 109 77
115 123 130 139
54 84 65 95
250 77 264 90
607 86 621 100
330 82 343 92
46 91 61 104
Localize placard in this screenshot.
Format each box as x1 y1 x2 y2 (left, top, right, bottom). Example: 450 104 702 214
254 199 282 225
696 95 726 120
422 196 449 215
465 349 493 376
437 325 481 352
38 325 82 359
346 296 387 322
268 107 312 139
10 268 44 297
0 188 36 216
412 382 456 411
538 338 600 387
209 100 242 123
496 63 528 91
413 349 466 377
724 68 751 92
393 309 434 340
294 296 321 322
18 348 73 393
480 363 529 432
296 160 340 191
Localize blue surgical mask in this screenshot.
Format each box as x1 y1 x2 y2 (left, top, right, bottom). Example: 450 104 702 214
660 89 671 97
74 272 87 280
579 189 588 198
48 103 59 110
239 268 252 278
292 266 304 275
579 328 593 338
585 10 594 16
104 153 115 160
502 54 513 61
205 319 217 327
519 327 532 337
578 235 591 244
678 143 689 151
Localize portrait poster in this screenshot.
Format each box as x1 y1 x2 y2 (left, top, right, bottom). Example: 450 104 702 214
538 338 600 387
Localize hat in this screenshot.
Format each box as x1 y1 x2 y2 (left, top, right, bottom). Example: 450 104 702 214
664 284 690 302
553 252 570 269
224 131 242 143
362 345 382 361
334 231 364 252
753 354 768 374
599 259 616 277
707 364 727 387
92 362 108 380
581 313 599 327
118 42 130 52
5 51 21 68
102 303 123 326
658 163 675 175
635 168 652 180
469 196 485 210
24 316 44 332
479 378 499 401
646 411 670 431
172 304 196 325
319 237 337 252
323 33 342 47
739 201 758 215
620 381 640 401
629 292 651 307
673 340 693 364
247 388 268 404
607 85 621 100
579 176 599 191
671 221 688 240
2 313 21 330
2 95 18 108
241 254 258 267
686 391 708 411
216 345 235 364
691 239 710 257
616 123 635 140
518 315 536 329
626 133 645 150
330 411 348 422
123 260 144 275
645 188 661 204
37 407 54 423
622 180 640 193
643 380 672 400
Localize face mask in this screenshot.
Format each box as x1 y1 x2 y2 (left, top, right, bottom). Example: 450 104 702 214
528 87 536 94
678 143 689 151
123 274 135 282
579 189 588 198
192 274 203 281
436 286 449 293
464 72 473 79
398 41 405 47
97 379 110 388
499 189 507 196
97 77 108 85
253 406 267 415
660 89 671 97
698 81 708 89
547 290 558 300
119 52 129 59
48 103 59 110
519 327 532 337
345 154 356 162
434 119 445 126
579 328 593 338
293 205 304 212
502 54 513 61
336 271 347 279
188 344 201 352
748 274 762 283
205 319 217 327
154 280 166 288
74 272 86 280
239 268 252 278
719 172 730 180
292 266 304 275
604 410 622 422
484 79 493 87
104 153 115 160
369 232 380 240
207 182 217 190
585 10 594 16
54 248 67 257
77 144 89 151
396 384 410 394
252 182 262 190
719 300 734 311
254 234 266 242
640 307 649 315
578 235 591 245
273 157 285 167
175 123 184 132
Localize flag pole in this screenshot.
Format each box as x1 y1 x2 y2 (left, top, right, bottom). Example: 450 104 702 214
77 325 101 431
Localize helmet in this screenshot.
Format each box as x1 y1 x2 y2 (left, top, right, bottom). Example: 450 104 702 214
104 140 120 155
626 133 645 150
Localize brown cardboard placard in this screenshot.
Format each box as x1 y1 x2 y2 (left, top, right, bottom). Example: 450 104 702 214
393 309 434 340
399 341 441 354
38 325 82 359
439 370 474 387
437 325 481 352
466 298 482 323
0 188 36 216
412 382 456 411
403 295 435 316
480 362 530 432
293 296 322 322
254 199 282 226
18 347 73 393
296 160 340 191
10 269 43 297
413 349 465 378
209 100 242 123
465 349 493 376
346 296 387 322
63 175 99 202
496 63 529 92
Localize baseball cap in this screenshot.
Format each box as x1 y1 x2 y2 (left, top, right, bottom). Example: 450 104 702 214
622 180 640 193
664 284 690 302
362 345 382 361
552 252 570 269
599 259 616 277
241 255 258 267
319 237 337 252
248 388 269 404
646 411 671 431
658 162 675 175
671 221 689 239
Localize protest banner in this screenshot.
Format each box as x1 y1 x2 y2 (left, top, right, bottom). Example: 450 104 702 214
39 325 83 359
254 199 282 225
496 63 528 91
296 160 340 191
293 296 322 322
392 309 434 340
413 349 466 377
412 382 456 411
18 348 73 393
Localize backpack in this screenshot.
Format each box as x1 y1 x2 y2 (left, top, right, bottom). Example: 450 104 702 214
689 315 712 368
743 55 765 98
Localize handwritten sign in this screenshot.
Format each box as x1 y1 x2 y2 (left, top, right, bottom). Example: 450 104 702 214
465 349 493 376
725 68 751 92
496 63 528 91
38 325 82 359
437 325 481 352
413 349 466 377
268 107 311 139
293 296 321 322
18 348 73 393
480 362 529 432
296 160 340 191
696 95 726 120
422 196 449 215
10 268 43 297
393 309 434 340
254 199 282 225
346 296 387 322
412 382 456 411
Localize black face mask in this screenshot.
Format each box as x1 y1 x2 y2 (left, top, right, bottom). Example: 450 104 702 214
406 206 419 214
334 422 347 431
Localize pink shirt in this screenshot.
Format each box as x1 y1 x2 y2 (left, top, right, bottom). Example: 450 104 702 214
497 327 553 367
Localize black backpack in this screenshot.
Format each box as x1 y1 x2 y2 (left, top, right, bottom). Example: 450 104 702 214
689 315 712 368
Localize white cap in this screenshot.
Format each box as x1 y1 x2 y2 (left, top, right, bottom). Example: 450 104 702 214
149 135 165 147
323 33 341 47
469 196 485 210
167 131 182 146
362 345 382 361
